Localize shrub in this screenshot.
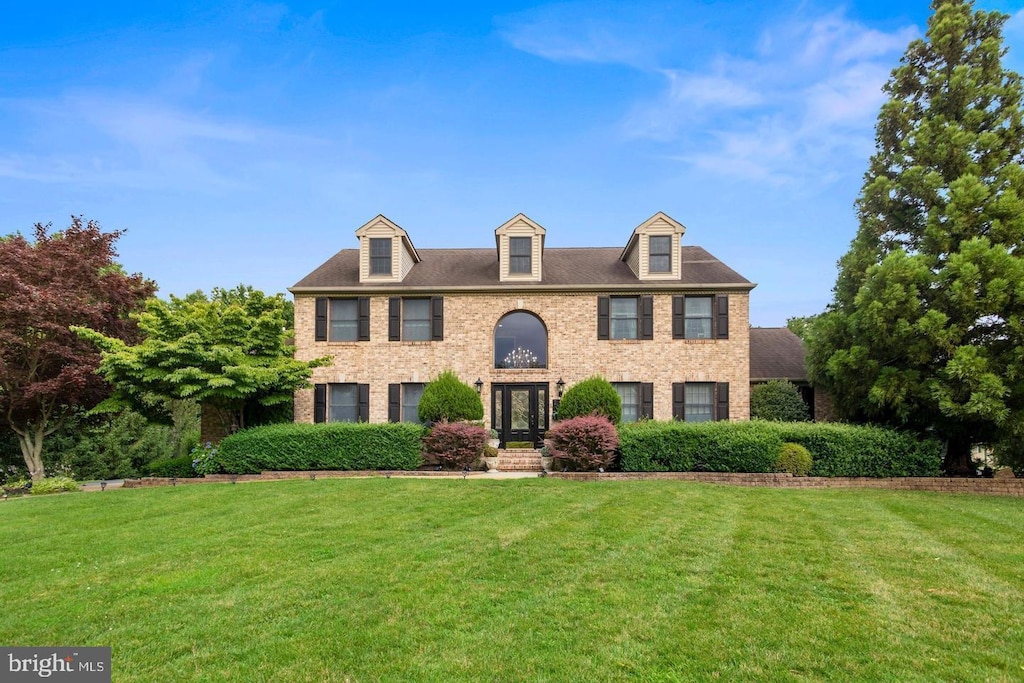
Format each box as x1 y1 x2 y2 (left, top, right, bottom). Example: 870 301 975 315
766 422 941 477
418 370 484 423
547 416 619 471
191 442 221 476
776 442 813 476
216 422 424 474
557 376 622 424
145 454 197 478
422 421 488 470
30 476 80 495
750 381 810 422
619 421 781 473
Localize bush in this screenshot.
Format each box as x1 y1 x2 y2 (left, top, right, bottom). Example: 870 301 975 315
191 442 221 476
557 376 622 424
215 423 424 474
145 454 197 478
776 442 813 476
750 381 810 422
619 421 781 473
30 476 80 495
418 370 484 423
618 420 941 476
422 421 488 470
547 416 619 471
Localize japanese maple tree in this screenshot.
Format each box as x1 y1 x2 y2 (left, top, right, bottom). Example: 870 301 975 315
0 218 155 479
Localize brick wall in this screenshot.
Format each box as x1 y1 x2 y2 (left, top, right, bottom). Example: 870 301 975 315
293 291 751 425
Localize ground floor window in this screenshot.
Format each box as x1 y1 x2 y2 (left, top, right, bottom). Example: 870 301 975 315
402 383 425 423
614 383 640 423
672 382 728 422
330 384 359 423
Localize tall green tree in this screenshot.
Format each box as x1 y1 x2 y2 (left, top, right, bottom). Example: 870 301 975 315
0 218 155 480
77 285 328 438
807 0 1024 474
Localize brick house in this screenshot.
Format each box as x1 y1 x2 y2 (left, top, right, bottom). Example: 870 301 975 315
290 212 755 447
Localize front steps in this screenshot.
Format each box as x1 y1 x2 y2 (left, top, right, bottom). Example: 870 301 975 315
495 448 544 472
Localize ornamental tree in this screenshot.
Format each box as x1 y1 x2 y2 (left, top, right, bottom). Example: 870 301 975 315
0 218 155 479
807 0 1024 474
76 285 329 438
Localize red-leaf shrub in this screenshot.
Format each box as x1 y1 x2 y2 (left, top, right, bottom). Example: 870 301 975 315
422 421 488 470
547 415 619 470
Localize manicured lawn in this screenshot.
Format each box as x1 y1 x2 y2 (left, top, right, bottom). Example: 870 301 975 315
2 479 1023 682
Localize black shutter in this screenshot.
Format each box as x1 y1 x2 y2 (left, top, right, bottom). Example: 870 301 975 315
357 297 370 341
716 295 729 339
716 382 730 421
315 298 328 342
672 383 684 421
358 384 370 422
314 384 327 423
388 384 401 423
597 296 610 340
389 297 401 341
431 296 444 341
640 296 654 340
640 383 654 420
672 296 684 339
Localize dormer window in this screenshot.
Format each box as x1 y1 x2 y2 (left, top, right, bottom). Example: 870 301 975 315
649 235 671 273
370 238 393 275
510 237 532 274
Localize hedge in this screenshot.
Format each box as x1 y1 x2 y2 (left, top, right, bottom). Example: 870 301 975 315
145 454 197 478
215 423 424 474
618 421 942 477
619 421 782 473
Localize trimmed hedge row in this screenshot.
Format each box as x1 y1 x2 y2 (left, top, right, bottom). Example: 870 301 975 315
145 454 197 478
618 421 942 477
215 423 424 474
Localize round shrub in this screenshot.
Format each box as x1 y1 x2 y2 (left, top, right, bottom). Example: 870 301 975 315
418 370 484 423
422 421 488 470
750 380 810 422
776 442 813 476
547 415 619 471
557 376 622 424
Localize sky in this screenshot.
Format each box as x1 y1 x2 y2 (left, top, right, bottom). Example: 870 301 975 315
2 1 1024 327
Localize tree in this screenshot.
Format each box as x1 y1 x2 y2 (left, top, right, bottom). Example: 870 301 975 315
750 381 811 422
786 315 819 341
0 218 155 480
76 285 328 438
807 0 1024 474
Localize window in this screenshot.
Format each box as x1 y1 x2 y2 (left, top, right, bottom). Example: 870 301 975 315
494 311 547 368
610 297 638 339
649 235 671 273
370 238 392 275
598 296 653 340
402 299 431 341
685 296 712 339
509 236 532 274
614 383 639 423
315 297 369 342
389 297 443 341
390 383 425 423
314 383 369 423
329 299 358 341
684 383 714 422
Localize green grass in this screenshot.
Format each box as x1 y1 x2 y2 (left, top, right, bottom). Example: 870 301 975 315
2 479 1023 682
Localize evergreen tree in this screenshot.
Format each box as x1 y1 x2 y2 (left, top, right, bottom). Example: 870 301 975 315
808 0 1024 474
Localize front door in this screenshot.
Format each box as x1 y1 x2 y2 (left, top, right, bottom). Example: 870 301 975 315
492 383 548 448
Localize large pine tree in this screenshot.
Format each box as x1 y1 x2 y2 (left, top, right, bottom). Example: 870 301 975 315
808 0 1024 474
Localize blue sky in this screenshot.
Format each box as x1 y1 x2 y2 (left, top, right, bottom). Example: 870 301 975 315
2 1 1023 326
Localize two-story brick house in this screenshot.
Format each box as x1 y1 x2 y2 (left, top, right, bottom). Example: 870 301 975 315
290 212 755 447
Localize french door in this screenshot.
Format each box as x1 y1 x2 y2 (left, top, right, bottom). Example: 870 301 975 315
491 383 548 448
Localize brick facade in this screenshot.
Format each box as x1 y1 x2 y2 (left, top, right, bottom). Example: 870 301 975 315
293 290 751 425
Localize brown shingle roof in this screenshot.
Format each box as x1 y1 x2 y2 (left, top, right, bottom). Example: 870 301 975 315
291 246 753 291
750 328 807 382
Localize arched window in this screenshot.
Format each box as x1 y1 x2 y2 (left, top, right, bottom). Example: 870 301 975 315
494 311 547 368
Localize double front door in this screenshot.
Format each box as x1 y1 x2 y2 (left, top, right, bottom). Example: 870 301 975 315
492 383 548 448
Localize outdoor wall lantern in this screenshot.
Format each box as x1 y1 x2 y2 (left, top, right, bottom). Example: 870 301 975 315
474 378 483 394
556 378 565 397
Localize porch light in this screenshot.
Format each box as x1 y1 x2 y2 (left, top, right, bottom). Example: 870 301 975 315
474 378 483 394
556 378 565 397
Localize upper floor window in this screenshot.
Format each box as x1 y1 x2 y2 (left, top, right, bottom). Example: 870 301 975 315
389 297 443 341
611 297 638 339
370 238 393 275
685 296 713 339
509 237 532 274
494 311 547 368
597 296 654 341
402 299 431 341
672 295 729 340
315 297 370 342
649 235 671 273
